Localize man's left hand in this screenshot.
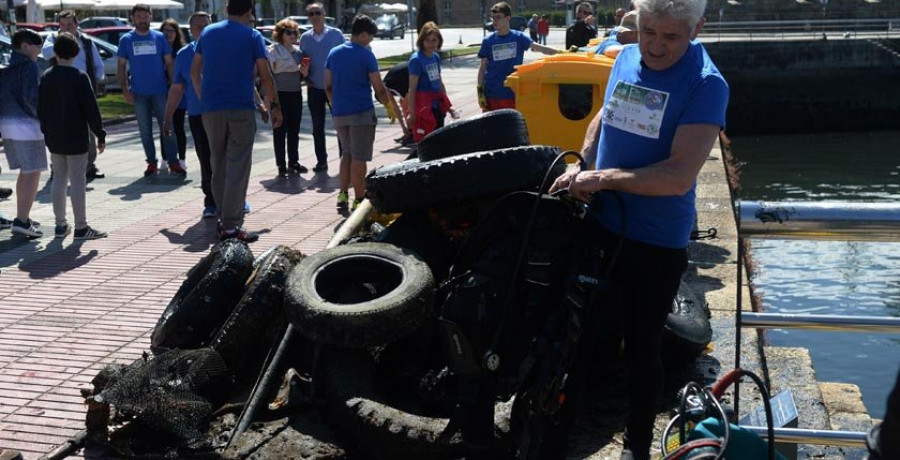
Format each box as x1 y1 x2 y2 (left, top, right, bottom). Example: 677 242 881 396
271 107 283 128
550 168 597 202
257 103 269 123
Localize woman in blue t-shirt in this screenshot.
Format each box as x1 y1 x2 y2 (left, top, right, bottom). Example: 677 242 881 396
160 19 187 170
407 22 457 143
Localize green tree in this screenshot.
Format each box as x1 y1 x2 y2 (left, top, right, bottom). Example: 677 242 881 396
418 0 438 30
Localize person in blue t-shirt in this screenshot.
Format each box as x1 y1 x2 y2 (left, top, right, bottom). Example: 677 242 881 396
593 10 638 58
191 0 282 243
477 2 558 111
299 2 346 173
549 1 729 459
407 21 458 143
116 4 181 177
325 14 392 212
163 12 215 218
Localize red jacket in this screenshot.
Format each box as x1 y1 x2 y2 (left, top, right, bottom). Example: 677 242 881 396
412 91 452 142
537 19 550 36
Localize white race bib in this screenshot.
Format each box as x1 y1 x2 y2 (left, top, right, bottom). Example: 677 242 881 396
492 42 517 61
425 62 440 82
602 80 669 139
133 40 158 56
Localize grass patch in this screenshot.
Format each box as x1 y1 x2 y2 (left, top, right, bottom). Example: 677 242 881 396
97 93 133 120
377 46 480 68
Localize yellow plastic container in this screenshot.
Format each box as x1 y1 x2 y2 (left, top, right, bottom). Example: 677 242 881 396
505 53 614 158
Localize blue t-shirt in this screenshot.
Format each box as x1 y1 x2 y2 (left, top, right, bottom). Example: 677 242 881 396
116 29 171 95
408 50 442 93
195 20 268 113
299 26 346 90
593 37 621 55
174 42 201 116
592 42 729 249
478 30 532 100
325 42 379 117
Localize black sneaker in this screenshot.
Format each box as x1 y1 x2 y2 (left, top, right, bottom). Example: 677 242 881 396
0 214 12 229
218 226 259 243
312 162 328 173
11 218 42 238
73 226 108 240
278 166 289 177
289 163 308 174
86 165 105 180
0 187 12 199
55 223 71 238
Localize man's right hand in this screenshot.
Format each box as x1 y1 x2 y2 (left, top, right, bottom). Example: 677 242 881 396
97 142 105 154
162 119 171 137
123 90 134 105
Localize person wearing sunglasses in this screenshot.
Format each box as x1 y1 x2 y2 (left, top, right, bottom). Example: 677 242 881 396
267 19 309 177
299 2 345 174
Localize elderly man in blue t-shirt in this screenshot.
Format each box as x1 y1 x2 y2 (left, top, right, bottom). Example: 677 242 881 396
117 4 181 177
549 1 729 459
191 0 282 243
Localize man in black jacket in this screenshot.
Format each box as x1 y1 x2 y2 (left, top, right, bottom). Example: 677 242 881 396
566 2 598 49
38 32 108 240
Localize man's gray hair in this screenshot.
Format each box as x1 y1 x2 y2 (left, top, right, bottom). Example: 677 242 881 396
635 0 707 29
576 2 593 14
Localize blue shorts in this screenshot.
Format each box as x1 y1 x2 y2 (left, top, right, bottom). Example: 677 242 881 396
4 139 48 173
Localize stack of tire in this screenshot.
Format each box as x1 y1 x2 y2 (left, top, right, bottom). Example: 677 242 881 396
281 110 566 458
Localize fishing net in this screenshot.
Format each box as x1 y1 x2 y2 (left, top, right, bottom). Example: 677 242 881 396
97 347 229 443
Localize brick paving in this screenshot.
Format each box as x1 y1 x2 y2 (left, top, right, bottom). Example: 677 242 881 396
0 55 490 458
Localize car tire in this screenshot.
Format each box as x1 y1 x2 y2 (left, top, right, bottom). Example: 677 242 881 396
284 242 436 348
150 239 255 354
209 246 304 383
323 348 511 459
366 145 564 214
417 109 529 162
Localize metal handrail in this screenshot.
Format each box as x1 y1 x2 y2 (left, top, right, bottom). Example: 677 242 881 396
741 312 900 334
735 199 898 450
743 426 868 448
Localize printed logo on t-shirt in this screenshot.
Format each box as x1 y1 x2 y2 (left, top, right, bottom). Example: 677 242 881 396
603 80 669 139
425 62 440 82
492 42 517 61
133 40 158 56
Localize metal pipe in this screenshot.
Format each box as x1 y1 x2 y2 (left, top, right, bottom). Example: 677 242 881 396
739 201 900 241
742 426 868 448
741 312 900 333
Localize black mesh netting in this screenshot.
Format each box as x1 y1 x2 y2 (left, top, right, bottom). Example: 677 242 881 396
97 347 229 443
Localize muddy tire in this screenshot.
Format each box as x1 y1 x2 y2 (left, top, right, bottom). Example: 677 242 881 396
417 109 529 162
366 146 564 214
322 349 511 459
284 243 435 348
210 246 304 383
662 280 713 367
151 240 255 353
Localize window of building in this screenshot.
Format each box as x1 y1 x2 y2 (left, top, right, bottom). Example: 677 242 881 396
443 1 452 21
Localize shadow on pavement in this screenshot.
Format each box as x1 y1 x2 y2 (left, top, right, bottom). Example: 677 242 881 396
259 175 310 195
109 176 193 201
159 219 221 253
18 241 99 279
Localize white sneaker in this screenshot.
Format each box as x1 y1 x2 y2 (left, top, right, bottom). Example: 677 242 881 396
450 108 461 119
178 159 187 171
159 161 169 174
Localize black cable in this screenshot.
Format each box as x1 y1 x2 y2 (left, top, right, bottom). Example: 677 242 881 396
738 370 776 460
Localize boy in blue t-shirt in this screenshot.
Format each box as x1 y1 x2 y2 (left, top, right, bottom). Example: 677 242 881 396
116 4 181 177
325 15 392 212
477 1 559 111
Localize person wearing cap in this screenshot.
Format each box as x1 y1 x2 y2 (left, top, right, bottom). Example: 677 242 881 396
594 10 638 58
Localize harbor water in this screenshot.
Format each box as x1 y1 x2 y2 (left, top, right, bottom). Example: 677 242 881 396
731 130 900 419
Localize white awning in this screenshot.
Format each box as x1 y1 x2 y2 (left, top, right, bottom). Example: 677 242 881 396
92 0 184 10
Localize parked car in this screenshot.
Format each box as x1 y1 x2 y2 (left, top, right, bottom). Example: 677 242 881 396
78 17 129 29
16 22 59 32
36 31 120 93
484 15 528 32
375 14 404 39
82 26 132 47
